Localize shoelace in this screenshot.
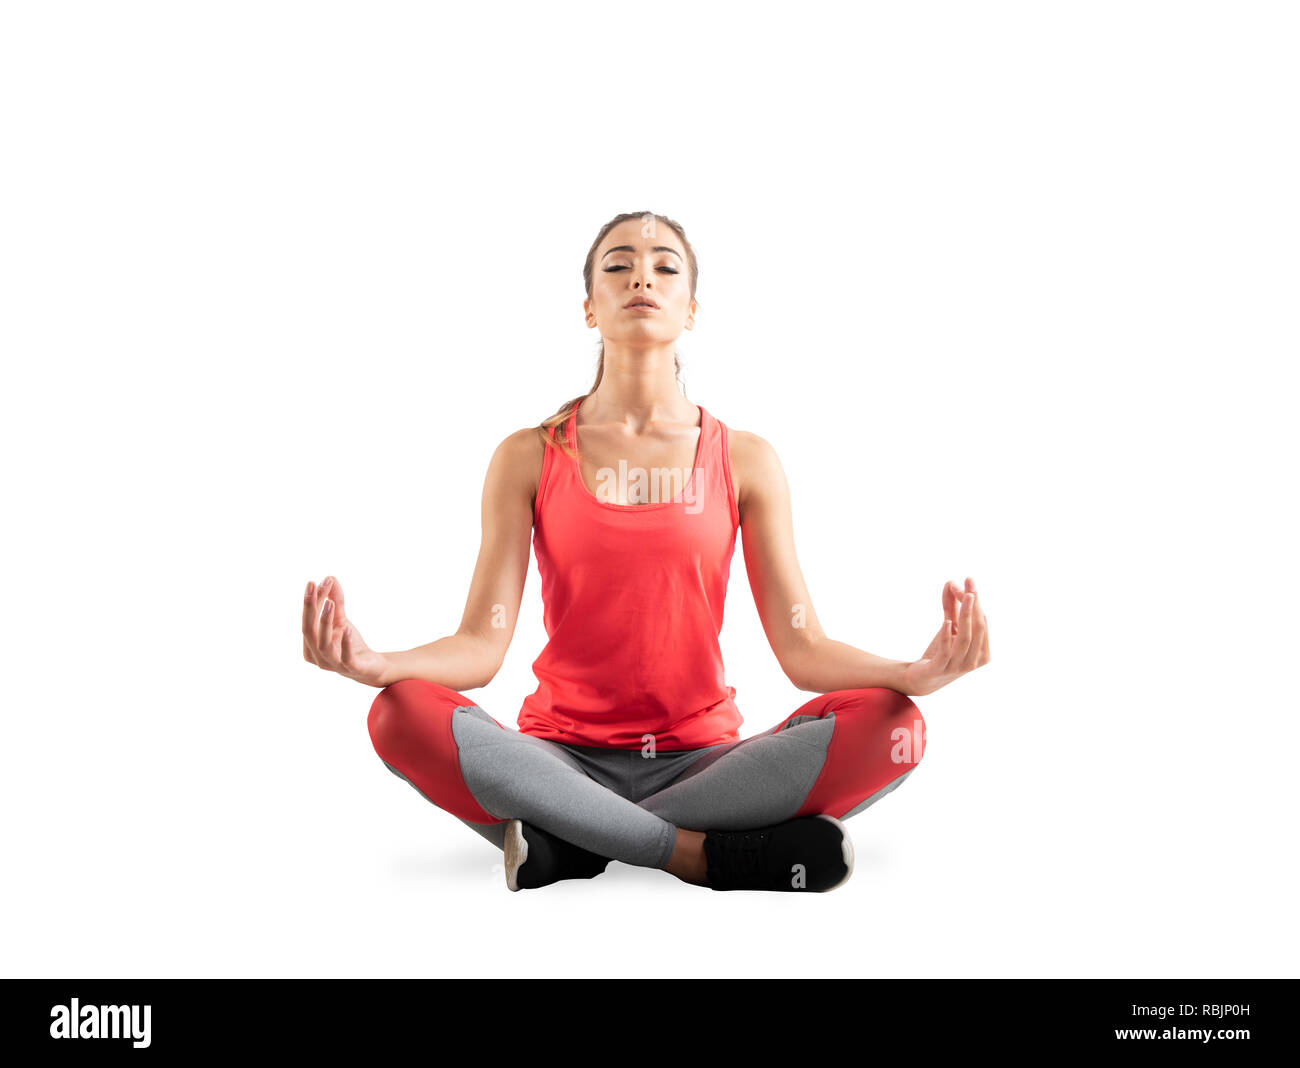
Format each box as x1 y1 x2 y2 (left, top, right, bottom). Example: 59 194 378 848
716 828 771 886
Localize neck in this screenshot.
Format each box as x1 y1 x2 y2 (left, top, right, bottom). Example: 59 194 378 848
587 345 693 428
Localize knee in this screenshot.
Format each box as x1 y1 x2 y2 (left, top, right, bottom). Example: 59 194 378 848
367 679 411 750
365 681 504 826
889 694 926 771
839 687 926 771
367 679 449 757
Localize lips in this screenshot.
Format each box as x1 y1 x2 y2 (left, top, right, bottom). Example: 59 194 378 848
624 298 659 309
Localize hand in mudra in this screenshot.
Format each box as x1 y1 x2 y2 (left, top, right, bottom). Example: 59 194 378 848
901 577 990 697
301 576 391 687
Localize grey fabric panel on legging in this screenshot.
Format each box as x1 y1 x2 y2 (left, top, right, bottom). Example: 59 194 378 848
450 705 678 868
455 733 728 857
554 738 730 801
634 715 837 830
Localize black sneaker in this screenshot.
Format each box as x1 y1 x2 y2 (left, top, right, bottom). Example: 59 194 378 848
703 814 854 892
504 819 613 891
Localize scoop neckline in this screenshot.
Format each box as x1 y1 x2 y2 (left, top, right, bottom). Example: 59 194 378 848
568 400 707 511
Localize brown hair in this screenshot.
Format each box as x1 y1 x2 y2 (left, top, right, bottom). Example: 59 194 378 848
535 211 700 459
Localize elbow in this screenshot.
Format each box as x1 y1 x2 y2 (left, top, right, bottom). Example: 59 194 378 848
781 656 813 693
476 657 504 690
455 628 506 691
780 636 822 693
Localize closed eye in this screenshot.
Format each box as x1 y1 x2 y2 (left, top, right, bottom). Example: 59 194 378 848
604 266 679 274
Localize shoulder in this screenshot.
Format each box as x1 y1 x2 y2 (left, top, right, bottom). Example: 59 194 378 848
490 426 548 468
504 425 550 454
724 426 787 514
484 426 551 506
726 426 784 475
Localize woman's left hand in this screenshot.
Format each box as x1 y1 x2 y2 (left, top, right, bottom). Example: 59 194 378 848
900 577 990 697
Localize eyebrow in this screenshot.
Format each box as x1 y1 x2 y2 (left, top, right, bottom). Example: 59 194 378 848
601 245 683 261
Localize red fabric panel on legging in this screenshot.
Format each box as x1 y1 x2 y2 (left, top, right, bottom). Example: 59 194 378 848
368 679 505 825
788 688 927 819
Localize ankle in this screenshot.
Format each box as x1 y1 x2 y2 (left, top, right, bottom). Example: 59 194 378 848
664 827 708 885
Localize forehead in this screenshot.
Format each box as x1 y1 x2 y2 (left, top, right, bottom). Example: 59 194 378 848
598 219 685 259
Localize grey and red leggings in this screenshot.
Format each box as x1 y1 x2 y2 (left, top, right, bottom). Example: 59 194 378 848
366 681 926 869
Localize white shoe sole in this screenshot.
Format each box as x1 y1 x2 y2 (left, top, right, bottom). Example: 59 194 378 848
504 818 527 892
814 813 854 891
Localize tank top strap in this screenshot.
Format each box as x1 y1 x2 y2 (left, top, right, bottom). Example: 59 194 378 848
538 401 733 521
708 406 740 530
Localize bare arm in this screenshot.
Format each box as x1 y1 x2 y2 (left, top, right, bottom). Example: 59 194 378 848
377 427 542 690
731 429 912 694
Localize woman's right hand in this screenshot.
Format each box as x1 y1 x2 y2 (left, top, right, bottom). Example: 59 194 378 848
302 576 392 687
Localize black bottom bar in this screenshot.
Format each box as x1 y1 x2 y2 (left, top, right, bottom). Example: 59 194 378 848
1 978 1292 1055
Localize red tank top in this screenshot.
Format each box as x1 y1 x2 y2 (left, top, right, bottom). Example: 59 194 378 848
517 400 743 750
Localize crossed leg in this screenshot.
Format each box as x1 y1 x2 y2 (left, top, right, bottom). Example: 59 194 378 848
367 680 679 868
366 680 926 878
633 687 926 880
637 686 926 828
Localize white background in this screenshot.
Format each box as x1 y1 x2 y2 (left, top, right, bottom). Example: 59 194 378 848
2 0 1296 978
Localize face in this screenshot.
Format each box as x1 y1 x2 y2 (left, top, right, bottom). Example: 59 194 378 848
585 218 695 345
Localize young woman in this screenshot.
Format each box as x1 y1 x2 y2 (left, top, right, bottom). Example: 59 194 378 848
301 211 990 893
